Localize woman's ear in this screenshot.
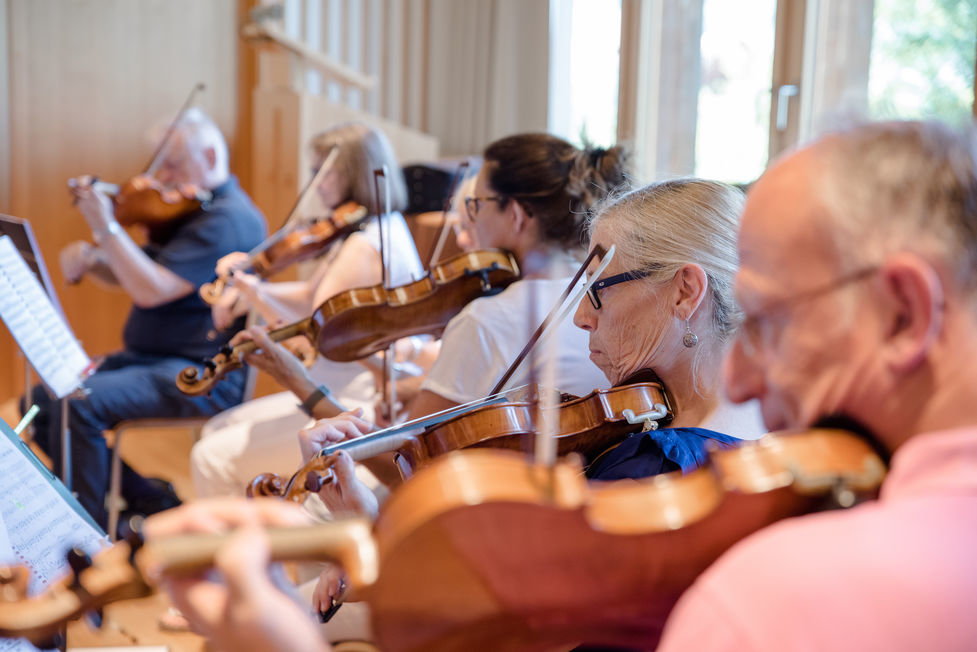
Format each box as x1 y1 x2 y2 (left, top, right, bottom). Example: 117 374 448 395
879 253 943 373
673 263 708 321
509 200 532 234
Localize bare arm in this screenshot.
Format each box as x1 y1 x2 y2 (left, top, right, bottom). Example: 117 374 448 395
69 182 193 308
229 235 382 326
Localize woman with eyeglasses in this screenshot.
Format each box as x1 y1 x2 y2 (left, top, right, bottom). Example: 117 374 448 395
572 178 763 480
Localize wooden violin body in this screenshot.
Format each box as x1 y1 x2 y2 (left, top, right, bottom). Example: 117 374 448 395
199 201 370 305
363 429 885 651
177 249 519 395
315 248 519 361
69 175 212 227
249 381 673 501
110 175 211 226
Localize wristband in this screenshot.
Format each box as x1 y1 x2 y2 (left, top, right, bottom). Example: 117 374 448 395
299 384 331 416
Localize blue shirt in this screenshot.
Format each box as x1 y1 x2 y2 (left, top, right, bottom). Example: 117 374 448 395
586 426 741 480
123 176 266 359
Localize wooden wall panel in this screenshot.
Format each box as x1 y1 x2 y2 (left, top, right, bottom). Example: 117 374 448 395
1 0 244 404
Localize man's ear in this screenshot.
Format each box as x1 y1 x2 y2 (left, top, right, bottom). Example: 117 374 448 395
879 253 944 373
203 146 217 170
673 263 708 321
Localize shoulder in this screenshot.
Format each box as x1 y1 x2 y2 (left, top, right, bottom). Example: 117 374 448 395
188 178 265 241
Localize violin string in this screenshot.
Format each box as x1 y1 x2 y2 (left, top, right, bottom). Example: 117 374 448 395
312 384 524 460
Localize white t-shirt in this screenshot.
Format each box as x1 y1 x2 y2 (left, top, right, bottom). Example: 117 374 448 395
310 211 423 401
422 277 609 403
353 211 424 289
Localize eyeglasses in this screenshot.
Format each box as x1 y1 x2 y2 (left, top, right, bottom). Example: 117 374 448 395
734 266 878 358
464 195 502 222
586 268 655 309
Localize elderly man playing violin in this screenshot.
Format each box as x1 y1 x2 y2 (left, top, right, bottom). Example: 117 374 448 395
658 120 977 650
26 108 266 532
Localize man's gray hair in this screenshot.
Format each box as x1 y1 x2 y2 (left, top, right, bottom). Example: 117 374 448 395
819 120 977 292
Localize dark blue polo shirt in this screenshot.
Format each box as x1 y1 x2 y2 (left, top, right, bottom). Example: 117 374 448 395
123 176 266 359
585 426 741 480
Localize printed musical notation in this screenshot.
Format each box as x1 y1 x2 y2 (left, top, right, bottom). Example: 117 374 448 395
0 236 91 398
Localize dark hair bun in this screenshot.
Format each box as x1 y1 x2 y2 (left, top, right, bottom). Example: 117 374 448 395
484 134 630 248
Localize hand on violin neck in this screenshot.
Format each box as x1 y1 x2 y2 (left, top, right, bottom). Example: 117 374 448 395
142 499 326 652
229 325 316 397
69 178 118 233
215 251 250 278
316 450 380 520
210 286 247 331
298 410 374 464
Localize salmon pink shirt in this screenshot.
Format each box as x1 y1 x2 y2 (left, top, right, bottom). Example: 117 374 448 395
659 427 977 651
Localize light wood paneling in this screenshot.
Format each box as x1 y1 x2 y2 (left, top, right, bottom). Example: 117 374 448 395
1 0 246 404
251 87 440 224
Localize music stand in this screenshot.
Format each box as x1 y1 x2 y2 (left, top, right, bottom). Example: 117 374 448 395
0 222 91 490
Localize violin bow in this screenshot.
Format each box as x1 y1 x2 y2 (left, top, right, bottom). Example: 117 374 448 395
373 166 399 422
426 160 470 268
143 82 206 177
490 244 615 396
245 146 342 260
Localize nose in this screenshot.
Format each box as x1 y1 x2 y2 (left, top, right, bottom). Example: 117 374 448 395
723 338 765 405
573 294 596 332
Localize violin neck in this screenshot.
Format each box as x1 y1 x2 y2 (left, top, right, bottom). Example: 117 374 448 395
136 520 377 588
260 317 315 347
92 180 121 196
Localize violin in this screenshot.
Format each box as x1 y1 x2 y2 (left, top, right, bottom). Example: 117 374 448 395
199 201 369 305
0 520 374 646
248 380 673 501
67 84 210 228
68 175 212 227
177 248 520 395
0 429 885 650
356 430 885 651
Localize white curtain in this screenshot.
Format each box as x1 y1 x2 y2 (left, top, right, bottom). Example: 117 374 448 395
425 0 551 157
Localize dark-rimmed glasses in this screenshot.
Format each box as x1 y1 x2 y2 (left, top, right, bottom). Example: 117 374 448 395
586 269 655 309
464 195 501 222
735 266 879 357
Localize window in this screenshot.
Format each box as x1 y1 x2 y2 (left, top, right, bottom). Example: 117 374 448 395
868 0 977 122
695 0 777 183
549 0 623 148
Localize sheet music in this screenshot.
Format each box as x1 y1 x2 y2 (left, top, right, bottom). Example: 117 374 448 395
0 421 108 598
0 236 90 398
0 514 42 652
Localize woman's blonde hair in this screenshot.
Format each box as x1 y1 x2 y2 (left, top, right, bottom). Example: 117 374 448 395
310 122 407 215
589 178 745 344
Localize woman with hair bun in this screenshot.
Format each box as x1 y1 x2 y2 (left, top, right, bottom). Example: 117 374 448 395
410 133 631 416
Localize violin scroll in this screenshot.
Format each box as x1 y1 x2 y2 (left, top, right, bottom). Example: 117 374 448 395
246 473 287 498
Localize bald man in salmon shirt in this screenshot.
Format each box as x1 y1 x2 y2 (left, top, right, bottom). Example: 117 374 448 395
659 120 977 651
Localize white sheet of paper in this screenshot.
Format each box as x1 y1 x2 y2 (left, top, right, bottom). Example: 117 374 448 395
0 236 91 398
0 428 108 594
0 514 42 652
